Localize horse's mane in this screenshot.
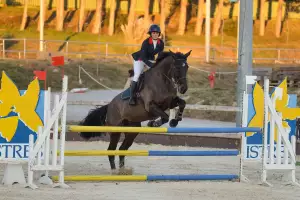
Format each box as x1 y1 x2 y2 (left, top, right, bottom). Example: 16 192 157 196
156 51 172 64
154 51 187 68
156 51 186 64
126 51 187 76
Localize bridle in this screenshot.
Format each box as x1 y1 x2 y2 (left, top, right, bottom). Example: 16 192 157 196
163 58 188 89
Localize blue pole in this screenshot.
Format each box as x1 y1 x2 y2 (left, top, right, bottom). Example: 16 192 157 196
167 127 261 133
148 150 240 156
147 174 239 181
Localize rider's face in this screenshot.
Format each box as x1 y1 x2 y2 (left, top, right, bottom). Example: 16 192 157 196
151 32 159 40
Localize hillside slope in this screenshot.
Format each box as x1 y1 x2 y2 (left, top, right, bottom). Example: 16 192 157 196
1 6 300 49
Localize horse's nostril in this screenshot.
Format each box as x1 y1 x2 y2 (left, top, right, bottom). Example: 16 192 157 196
181 86 187 94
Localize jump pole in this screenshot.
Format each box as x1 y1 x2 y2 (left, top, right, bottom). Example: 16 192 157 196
51 126 258 183
52 174 239 182
64 126 262 134
60 150 240 156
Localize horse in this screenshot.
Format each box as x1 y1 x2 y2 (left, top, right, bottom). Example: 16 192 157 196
79 50 191 174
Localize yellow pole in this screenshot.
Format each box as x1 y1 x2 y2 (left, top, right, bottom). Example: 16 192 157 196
52 175 148 181
66 125 168 133
60 150 149 156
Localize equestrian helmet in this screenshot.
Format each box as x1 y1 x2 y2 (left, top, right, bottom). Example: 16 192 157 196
148 24 161 35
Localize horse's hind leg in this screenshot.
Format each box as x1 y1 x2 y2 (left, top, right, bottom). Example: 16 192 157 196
118 122 140 175
107 133 121 174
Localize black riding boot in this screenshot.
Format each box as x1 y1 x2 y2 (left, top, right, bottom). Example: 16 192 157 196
129 81 138 105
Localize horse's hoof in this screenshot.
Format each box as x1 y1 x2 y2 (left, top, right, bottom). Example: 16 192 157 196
147 120 155 127
118 167 134 175
169 119 179 127
153 122 161 127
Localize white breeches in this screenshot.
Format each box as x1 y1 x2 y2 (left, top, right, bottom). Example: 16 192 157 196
132 60 154 82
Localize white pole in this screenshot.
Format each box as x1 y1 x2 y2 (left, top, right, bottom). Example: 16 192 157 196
58 76 68 187
28 134 34 185
270 92 277 165
205 0 210 63
52 95 60 166
44 88 51 179
261 77 269 184
39 0 44 52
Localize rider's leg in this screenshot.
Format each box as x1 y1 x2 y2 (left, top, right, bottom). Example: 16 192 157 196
145 60 155 70
129 60 144 105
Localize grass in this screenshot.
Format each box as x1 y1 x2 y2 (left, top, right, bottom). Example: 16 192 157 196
0 59 235 91
0 58 132 90
1 57 300 122
0 59 239 121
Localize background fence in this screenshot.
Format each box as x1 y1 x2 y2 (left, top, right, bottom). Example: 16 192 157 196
1 38 300 64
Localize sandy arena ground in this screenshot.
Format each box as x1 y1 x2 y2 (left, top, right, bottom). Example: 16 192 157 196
1 140 300 200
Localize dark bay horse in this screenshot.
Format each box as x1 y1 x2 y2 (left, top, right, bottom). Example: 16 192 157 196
79 50 191 174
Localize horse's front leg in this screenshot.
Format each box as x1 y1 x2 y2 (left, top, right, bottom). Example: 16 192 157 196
147 102 169 127
169 96 186 127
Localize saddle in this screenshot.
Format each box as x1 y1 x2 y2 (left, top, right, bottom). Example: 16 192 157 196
121 73 145 100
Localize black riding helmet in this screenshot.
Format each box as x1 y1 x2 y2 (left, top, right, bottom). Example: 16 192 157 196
148 24 161 36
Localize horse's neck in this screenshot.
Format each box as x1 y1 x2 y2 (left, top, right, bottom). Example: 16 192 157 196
151 57 172 75
146 57 176 92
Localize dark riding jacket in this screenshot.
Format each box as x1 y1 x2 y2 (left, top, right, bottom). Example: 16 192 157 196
132 37 164 68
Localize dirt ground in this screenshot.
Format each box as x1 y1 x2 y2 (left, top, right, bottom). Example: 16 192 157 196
1 141 300 200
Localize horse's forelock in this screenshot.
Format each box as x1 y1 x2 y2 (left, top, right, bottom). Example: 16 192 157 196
174 52 186 60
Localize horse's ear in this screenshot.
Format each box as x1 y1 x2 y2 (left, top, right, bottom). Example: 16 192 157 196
169 50 176 58
184 50 192 58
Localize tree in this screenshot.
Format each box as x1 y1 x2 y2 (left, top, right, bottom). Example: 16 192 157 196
275 0 284 38
144 0 150 26
127 0 137 34
160 0 166 38
108 0 116 35
37 0 46 31
259 0 265 36
78 0 86 32
20 0 29 31
177 0 188 35
56 0 64 31
212 0 224 36
92 0 103 34
194 0 204 36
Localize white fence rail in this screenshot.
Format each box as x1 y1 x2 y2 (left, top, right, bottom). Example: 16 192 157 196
1 38 300 63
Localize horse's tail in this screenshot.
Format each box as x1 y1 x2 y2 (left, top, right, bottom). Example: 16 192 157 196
79 104 108 140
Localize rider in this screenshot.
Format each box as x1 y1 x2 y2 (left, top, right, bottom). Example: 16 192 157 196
129 24 165 105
